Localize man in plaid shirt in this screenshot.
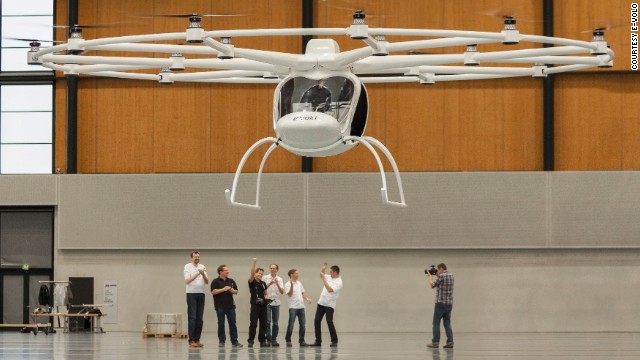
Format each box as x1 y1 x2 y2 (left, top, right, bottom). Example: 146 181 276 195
426 263 454 349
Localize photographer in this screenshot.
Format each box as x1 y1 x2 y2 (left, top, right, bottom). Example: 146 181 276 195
425 263 454 349
247 258 269 347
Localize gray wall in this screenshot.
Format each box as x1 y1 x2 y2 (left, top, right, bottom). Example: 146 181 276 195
53 248 640 333
2 172 640 332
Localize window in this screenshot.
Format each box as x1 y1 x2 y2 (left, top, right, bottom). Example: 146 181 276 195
1 0 55 174
0 84 53 174
1 0 54 72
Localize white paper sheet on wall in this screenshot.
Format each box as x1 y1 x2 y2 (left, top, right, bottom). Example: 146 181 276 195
103 282 118 323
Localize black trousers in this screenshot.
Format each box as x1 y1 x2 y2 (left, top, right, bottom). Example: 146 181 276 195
248 303 268 343
314 304 338 344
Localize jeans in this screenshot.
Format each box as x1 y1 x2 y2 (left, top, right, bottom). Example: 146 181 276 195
266 304 280 341
248 303 267 343
314 304 337 344
216 307 239 344
186 293 205 342
432 303 453 344
285 308 306 343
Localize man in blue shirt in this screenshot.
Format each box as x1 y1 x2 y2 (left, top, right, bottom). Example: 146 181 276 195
426 263 454 349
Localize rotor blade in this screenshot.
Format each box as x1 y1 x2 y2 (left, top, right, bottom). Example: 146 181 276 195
579 22 626 33
3 37 62 44
140 13 247 19
481 7 541 24
51 24 116 29
320 6 391 27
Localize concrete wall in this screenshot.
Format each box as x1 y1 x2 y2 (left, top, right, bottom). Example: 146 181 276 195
2 172 640 332
53 248 640 333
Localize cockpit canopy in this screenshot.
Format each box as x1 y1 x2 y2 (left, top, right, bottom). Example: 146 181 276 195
276 75 365 135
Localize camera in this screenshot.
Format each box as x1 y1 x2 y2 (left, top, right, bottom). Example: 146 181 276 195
256 298 273 305
425 265 437 275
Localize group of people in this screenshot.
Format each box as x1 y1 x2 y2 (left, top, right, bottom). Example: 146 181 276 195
183 251 343 349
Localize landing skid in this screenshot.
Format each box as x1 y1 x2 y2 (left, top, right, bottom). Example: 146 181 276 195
225 136 406 209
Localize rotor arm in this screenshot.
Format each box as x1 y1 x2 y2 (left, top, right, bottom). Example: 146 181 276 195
171 70 264 82
205 28 348 38
91 43 218 55
185 58 288 73
474 46 589 62
542 64 595 74
385 37 497 53
353 54 465 73
496 56 602 65
39 62 71 73
84 71 160 80
63 64 159 74
332 46 374 68
362 36 382 51
203 37 234 58
233 48 311 71
40 54 173 69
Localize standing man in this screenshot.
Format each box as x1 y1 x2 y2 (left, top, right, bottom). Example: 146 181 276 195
311 262 343 347
247 258 269 347
284 269 312 347
184 251 208 348
262 263 284 346
426 263 454 349
211 264 243 347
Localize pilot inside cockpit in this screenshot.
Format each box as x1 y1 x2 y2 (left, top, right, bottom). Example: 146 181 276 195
300 84 332 113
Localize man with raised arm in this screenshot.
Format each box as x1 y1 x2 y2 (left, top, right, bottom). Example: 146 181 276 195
310 262 343 347
426 263 455 349
247 258 269 347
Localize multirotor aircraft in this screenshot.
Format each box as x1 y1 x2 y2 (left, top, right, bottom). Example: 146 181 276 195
26 11 614 209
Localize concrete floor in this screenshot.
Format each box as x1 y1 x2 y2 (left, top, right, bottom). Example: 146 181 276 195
1 331 640 359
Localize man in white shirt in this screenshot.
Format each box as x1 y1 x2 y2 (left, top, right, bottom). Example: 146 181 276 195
262 263 284 346
284 269 312 347
310 262 343 347
184 251 208 348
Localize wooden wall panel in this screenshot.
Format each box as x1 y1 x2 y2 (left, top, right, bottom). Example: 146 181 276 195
153 83 210 173
556 0 630 72
501 79 544 170
314 0 543 172
209 85 299 173
56 1 630 173
316 0 542 52
65 0 300 173
315 78 542 172
556 73 640 170
77 79 98 173
95 80 155 173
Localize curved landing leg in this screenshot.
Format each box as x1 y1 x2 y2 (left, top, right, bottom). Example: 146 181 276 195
344 136 407 207
225 137 278 209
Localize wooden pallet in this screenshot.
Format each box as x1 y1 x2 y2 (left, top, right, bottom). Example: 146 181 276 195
142 331 187 339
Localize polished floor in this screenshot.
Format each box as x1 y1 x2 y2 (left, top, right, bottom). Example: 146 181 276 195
1 331 640 359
